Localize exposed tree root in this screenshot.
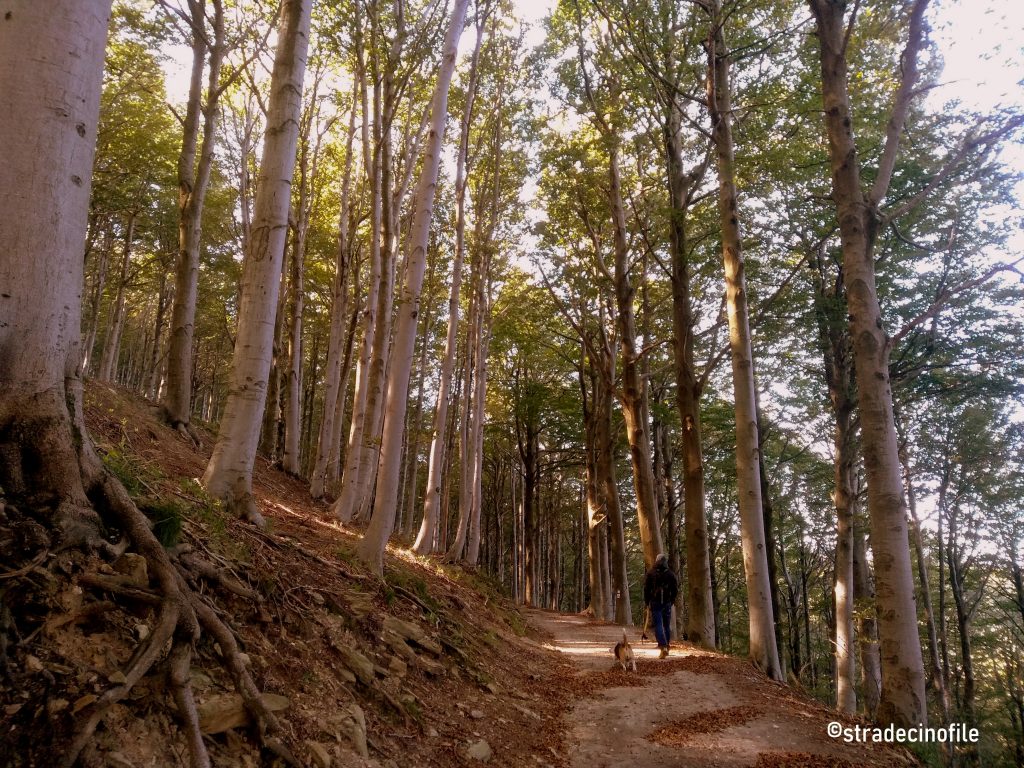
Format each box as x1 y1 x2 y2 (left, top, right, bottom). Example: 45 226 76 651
218 484 268 529
0 397 296 768
189 596 298 766
163 412 203 450
0 551 48 581
179 552 259 601
77 572 162 604
168 640 210 768
245 522 370 582
60 599 182 768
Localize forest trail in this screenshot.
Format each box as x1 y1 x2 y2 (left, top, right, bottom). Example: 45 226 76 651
526 609 918 768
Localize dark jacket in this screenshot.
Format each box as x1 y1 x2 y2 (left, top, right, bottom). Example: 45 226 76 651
644 562 678 606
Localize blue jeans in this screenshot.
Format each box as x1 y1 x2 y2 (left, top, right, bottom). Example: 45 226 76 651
651 602 671 647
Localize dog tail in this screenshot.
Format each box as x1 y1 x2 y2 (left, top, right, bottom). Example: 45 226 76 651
622 628 628 644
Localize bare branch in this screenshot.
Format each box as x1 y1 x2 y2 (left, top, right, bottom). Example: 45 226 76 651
885 112 1024 221
868 0 931 207
891 256 1024 347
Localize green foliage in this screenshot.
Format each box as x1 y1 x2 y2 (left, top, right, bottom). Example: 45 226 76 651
506 610 527 638
177 478 250 561
387 568 440 614
138 498 185 548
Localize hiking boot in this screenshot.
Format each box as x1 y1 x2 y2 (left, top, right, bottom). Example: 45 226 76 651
659 646 669 659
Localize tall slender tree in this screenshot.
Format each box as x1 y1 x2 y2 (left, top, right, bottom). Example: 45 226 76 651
415 6 488 554
701 0 782 681
161 0 227 438
203 0 312 523
809 0 929 726
358 0 472 574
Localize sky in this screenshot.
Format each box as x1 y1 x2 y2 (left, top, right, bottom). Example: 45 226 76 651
157 0 1024 252
161 0 1024 135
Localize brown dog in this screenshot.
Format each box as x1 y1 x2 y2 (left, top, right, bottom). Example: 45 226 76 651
613 629 636 672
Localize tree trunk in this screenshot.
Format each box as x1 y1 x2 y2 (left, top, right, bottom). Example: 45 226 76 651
310 84 359 499
591 332 631 626
0 0 109 525
203 0 311 524
326 296 359 491
521 418 540 606
705 0 781 681
900 437 952 722
658 409 687 640
0 6 207 763
808 241 857 712
947 518 977 735
778 532 801 678
282 230 304 476
799 541 815 686
260 259 289 460
349 124 395 521
358 0 471 574
333 42 381 522
283 94 323 477
466 304 491 566
400 306 432 537
599 519 613 619
754 379 785 668
163 0 225 435
146 269 171 398
853 514 882 718
581 357 607 619
1 10 299 762
83 229 110 374
98 212 136 383
607 143 664 570
664 102 716 650
810 0 929 725
414 17 485 554
446 284 478 562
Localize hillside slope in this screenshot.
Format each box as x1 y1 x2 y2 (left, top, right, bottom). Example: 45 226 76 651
1 383 920 767
1 383 569 767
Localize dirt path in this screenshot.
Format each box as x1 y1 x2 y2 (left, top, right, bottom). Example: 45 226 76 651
525 609 917 768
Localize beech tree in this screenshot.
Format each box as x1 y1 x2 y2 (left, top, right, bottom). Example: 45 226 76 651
562 2 665 571
415 6 489 555
0 4 294 765
203 0 312 523
0 0 113 548
357 0 472 574
700 0 782 680
809 0 931 726
160 0 228 437
309 73 361 499
588 0 722 648
333 0 444 522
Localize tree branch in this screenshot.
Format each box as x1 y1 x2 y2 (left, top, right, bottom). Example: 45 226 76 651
891 256 1024 348
868 0 931 207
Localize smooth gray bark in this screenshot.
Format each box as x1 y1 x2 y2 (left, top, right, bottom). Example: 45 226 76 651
358 0 471 574
203 0 311 523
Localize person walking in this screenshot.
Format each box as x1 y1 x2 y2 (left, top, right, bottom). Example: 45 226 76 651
644 553 679 658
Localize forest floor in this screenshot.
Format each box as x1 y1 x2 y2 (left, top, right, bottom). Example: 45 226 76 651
1 381 920 767
526 609 919 768
2 382 572 767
